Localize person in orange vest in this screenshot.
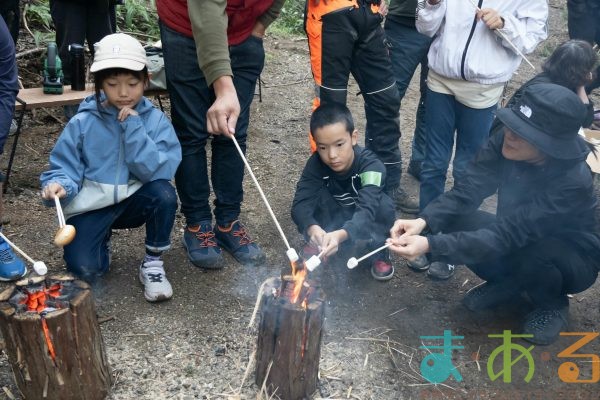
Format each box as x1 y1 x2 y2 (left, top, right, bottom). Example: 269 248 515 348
305 0 418 214
156 0 284 269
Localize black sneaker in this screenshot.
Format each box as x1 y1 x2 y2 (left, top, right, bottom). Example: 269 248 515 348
427 262 455 280
392 187 419 214
522 307 569 345
407 160 422 181
182 223 223 269
462 281 518 312
215 220 265 266
407 254 430 272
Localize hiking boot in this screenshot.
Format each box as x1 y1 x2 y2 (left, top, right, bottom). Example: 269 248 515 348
392 187 419 214
462 281 518 312
522 307 569 345
215 220 265 266
407 254 430 272
139 259 173 302
427 262 455 280
182 223 223 269
0 239 26 281
407 160 422 181
371 259 394 281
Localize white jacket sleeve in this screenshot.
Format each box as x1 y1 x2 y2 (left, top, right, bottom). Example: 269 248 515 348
496 1 548 55
416 0 447 37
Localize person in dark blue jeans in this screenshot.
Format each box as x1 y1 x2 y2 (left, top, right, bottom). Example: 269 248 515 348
161 24 265 267
384 0 432 182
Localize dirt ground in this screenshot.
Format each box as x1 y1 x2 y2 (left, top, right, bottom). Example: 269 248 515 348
1 1 600 399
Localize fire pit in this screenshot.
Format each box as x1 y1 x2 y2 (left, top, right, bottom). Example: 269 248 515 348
255 260 325 400
0 275 111 400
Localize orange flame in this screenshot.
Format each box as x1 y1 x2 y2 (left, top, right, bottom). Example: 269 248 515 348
19 283 64 361
290 260 307 304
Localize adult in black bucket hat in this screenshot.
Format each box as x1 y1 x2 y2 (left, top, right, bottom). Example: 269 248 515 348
388 83 600 345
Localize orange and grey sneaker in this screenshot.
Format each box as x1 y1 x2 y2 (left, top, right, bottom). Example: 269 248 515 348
215 220 265 266
182 223 223 269
371 259 395 281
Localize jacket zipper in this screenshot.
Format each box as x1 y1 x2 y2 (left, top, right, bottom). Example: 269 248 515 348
460 0 483 80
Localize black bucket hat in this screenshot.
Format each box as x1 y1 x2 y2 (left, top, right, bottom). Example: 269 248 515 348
495 82 589 160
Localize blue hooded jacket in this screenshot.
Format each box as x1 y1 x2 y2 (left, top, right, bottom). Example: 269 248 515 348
40 94 182 218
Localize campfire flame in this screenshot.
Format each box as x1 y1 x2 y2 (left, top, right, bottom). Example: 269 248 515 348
19 283 65 361
290 260 307 304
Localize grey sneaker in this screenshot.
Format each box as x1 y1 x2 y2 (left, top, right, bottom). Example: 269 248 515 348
392 187 419 214
139 260 173 302
407 254 430 272
522 307 569 345
8 119 17 136
427 262 455 280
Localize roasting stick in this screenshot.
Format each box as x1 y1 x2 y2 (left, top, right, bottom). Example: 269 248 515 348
230 135 299 262
0 231 47 275
347 243 391 269
465 0 536 71
54 196 65 227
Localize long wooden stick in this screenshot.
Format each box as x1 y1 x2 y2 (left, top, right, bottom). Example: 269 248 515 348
465 0 536 71
54 196 65 227
355 243 391 263
0 231 35 264
230 135 292 251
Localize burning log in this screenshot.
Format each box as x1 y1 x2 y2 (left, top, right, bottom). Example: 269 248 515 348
0 274 111 400
255 262 325 400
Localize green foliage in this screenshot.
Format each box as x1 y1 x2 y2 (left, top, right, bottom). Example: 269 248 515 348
271 0 305 36
118 0 160 41
24 0 53 46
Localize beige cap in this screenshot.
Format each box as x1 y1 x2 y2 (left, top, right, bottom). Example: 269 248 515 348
90 33 147 73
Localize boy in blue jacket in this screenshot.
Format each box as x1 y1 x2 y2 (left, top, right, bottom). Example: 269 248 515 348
291 103 396 280
40 33 182 302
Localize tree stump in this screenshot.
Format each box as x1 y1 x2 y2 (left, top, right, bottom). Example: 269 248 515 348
0 274 111 400
255 274 325 400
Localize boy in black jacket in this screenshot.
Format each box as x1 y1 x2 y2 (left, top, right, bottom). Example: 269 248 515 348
291 104 395 280
388 83 600 345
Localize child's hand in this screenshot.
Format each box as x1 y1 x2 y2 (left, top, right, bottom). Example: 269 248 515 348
320 229 348 258
307 225 326 248
118 106 139 122
386 235 429 261
476 8 504 30
42 183 66 200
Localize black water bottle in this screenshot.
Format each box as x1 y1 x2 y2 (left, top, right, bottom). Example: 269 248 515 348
69 44 85 91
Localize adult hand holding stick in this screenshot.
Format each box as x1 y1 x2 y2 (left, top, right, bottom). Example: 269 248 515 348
386 218 430 261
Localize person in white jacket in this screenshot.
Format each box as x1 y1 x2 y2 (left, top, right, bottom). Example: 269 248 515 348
410 0 548 280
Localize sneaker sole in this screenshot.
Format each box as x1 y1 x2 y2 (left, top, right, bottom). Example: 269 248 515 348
407 263 430 272
371 265 395 281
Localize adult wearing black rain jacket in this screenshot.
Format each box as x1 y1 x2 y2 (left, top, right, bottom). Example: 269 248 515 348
388 83 600 346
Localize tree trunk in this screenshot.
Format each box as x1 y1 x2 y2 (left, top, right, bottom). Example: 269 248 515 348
0 275 111 400
255 277 325 400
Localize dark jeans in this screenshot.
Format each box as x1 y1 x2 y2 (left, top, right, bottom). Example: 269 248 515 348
160 22 264 226
384 18 431 165
419 89 496 209
63 180 177 282
49 0 113 84
307 6 402 191
567 0 600 92
446 211 598 309
0 0 19 44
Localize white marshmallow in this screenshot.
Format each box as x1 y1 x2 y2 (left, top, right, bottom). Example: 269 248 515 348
286 248 299 262
305 255 321 271
347 257 359 269
33 261 48 275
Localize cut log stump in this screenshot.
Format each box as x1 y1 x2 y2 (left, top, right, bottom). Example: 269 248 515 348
255 276 325 400
0 275 111 400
